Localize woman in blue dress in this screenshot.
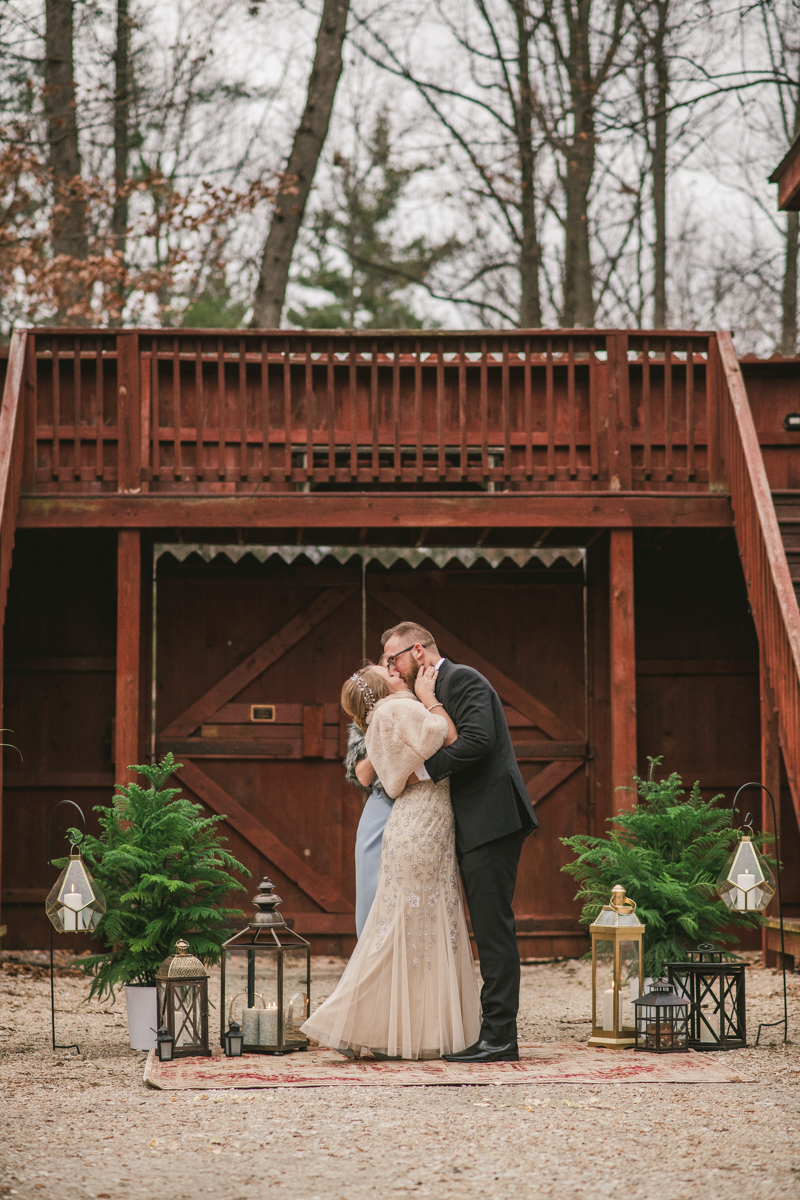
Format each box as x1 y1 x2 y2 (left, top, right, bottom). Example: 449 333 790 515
344 720 392 937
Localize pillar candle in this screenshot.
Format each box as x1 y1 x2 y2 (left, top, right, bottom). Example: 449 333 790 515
602 987 615 1031
63 887 83 932
736 873 756 911
699 1005 720 1043
259 1004 278 1046
241 1008 260 1046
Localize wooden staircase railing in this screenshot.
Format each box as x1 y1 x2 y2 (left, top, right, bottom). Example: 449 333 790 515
0 331 27 629
716 330 800 822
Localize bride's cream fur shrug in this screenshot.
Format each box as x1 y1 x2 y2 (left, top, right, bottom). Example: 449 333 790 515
365 691 448 800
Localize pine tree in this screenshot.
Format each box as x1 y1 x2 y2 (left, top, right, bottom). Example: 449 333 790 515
561 759 769 978
64 754 249 1000
288 111 459 328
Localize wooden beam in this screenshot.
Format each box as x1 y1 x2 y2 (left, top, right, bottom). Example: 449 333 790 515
525 759 583 807
116 333 141 493
115 530 141 787
175 760 354 913
769 133 800 211
375 591 584 742
761 648 781 963
17 492 734 529
609 529 637 812
160 587 357 738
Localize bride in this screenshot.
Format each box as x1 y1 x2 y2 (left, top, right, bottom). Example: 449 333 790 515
300 662 481 1060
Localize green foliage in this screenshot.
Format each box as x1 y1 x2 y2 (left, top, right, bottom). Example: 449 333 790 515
561 759 769 979
288 110 459 329
180 274 248 328
63 754 249 1000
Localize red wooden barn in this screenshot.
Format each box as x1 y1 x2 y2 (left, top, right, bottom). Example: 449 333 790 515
1 328 798 962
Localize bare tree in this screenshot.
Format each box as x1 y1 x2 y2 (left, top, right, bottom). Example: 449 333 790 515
251 0 351 327
111 0 131 263
44 0 88 265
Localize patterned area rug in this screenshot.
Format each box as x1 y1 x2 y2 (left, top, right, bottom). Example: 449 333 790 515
144 1043 743 1089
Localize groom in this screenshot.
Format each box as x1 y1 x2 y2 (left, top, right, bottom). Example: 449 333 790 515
382 621 537 1062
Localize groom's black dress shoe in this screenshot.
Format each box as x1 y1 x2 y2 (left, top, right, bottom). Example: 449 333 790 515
442 1039 519 1063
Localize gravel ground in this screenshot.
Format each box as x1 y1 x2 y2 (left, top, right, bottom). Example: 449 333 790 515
1 951 799 1200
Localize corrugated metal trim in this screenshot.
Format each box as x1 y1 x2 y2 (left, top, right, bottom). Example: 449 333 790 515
154 544 586 570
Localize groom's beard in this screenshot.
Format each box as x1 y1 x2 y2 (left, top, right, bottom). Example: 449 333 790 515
398 660 420 688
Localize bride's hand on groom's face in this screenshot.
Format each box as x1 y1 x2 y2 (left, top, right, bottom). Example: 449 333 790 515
414 664 438 706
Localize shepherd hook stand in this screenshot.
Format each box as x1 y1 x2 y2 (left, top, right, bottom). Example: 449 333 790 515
732 783 788 1045
48 800 87 1053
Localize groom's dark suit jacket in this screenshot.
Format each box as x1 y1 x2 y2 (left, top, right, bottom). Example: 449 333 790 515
424 659 537 855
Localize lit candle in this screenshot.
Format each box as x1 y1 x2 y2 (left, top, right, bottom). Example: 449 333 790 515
699 1004 720 1043
241 1008 260 1046
63 884 83 932
259 1003 278 1046
735 872 756 911
602 985 616 1031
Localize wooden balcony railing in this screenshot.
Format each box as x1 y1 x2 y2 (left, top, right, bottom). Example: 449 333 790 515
716 332 800 819
0 331 27 625
21 328 722 494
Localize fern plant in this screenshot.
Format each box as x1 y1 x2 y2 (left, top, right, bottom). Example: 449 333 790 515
63 753 249 1000
561 758 769 978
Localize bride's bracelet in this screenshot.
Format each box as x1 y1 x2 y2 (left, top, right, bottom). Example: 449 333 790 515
426 701 444 713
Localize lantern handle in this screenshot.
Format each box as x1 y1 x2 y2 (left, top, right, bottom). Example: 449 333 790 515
47 799 88 1056
227 990 267 1023
730 782 787 1045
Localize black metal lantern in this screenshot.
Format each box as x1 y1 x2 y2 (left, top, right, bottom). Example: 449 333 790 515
155 940 211 1058
224 1020 244 1058
220 876 311 1055
633 980 690 1053
155 1025 175 1063
667 944 746 1050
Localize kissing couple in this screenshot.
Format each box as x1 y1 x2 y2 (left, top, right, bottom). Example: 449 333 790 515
300 621 538 1062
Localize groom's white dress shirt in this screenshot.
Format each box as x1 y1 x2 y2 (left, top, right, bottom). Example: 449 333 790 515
413 657 446 781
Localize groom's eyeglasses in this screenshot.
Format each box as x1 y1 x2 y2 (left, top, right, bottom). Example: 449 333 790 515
386 642 430 669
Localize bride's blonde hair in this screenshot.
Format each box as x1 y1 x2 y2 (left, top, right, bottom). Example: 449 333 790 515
341 662 391 731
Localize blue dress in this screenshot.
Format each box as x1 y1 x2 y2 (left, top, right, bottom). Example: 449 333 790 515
344 722 393 938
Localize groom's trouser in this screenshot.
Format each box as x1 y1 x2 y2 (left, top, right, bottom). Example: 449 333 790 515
458 827 528 1044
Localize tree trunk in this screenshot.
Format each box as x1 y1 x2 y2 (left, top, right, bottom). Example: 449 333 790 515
112 0 131 262
44 0 88 262
251 0 351 328
562 2 596 328
514 0 542 327
780 210 799 355
651 0 668 328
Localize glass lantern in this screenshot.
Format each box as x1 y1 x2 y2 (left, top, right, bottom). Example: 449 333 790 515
667 944 746 1050
588 885 645 1048
634 980 690 1052
220 876 311 1055
155 1025 175 1063
155 940 211 1059
45 847 106 933
716 834 775 913
224 1020 244 1058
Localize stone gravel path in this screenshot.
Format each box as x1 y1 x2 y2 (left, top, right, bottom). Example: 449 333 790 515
1 952 799 1200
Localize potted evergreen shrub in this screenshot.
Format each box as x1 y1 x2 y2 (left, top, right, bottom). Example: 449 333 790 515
561 759 769 979
66 754 249 1050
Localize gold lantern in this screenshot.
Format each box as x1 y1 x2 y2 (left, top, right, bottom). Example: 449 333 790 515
155 940 211 1058
716 833 775 913
45 846 106 933
588 885 645 1048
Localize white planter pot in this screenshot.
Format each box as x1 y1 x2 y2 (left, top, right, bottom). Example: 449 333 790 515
124 985 158 1051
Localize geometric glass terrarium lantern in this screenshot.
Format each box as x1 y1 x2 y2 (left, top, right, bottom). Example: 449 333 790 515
155 940 211 1059
588 885 645 1048
716 833 776 913
45 846 106 934
633 980 690 1052
220 876 311 1055
666 945 746 1050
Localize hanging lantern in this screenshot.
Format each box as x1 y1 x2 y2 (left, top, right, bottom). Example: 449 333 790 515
155 1025 175 1063
634 981 690 1052
45 846 106 933
220 876 311 1055
716 832 775 913
666 944 746 1050
588 885 645 1048
155 940 211 1059
224 1020 244 1058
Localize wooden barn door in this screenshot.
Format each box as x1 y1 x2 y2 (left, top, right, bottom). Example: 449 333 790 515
155 554 589 957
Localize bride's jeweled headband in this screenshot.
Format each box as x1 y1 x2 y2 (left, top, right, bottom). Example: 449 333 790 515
351 671 376 711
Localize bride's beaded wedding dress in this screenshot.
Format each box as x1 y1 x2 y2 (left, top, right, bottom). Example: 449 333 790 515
301 692 481 1060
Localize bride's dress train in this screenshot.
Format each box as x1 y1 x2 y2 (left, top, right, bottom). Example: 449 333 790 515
301 775 481 1060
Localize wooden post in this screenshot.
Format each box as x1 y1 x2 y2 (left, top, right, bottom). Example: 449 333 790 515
116 332 141 493
610 529 637 813
761 650 781 965
115 530 141 786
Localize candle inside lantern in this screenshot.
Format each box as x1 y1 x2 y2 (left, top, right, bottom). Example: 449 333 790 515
259 1003 278 1046
62 884 83 931
602 985 615 1031
734 872 756 911
241 1008 260 1046
699 1004 720 1043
